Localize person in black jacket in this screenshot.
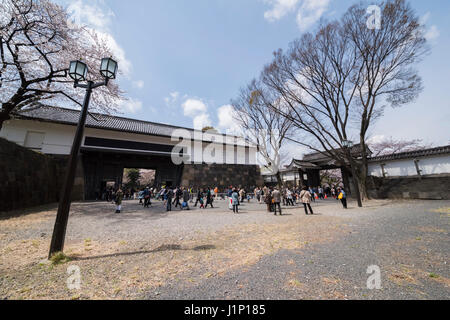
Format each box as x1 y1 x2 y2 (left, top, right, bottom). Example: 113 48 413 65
206 188 214 208
173 187 182 208
166 188 174 211
194 188 203 207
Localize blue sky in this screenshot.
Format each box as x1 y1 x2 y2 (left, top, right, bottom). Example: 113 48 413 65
62 0 449 149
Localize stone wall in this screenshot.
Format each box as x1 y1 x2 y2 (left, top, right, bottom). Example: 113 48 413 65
367 174 450 200
0 138 82 213
181 164 264 190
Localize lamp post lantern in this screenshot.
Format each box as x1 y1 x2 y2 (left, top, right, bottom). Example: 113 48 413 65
342 139 363 208
48 58 118 259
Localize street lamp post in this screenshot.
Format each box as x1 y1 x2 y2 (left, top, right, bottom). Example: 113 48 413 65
342 140 363 208
48 58 118 259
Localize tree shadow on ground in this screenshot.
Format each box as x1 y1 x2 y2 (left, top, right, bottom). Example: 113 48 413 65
0 203 58 221
69 243 216 262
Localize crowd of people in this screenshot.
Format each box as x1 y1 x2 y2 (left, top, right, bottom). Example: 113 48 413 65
104 184 349 214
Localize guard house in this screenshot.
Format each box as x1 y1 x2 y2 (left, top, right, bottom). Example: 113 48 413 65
270 144 450 200
0 105 262 200
276 145 368 191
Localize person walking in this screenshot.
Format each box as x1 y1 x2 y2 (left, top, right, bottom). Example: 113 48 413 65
239 188 245 203
286 188 294 206
300 186 314 215
309 187 316 203
265 190 272 212
231 188 240 213
143 187 151 208
166 188 173 211
182 187 190 210
174 187 182 208
206 188 214 208
194 188 203 207
214 186 219 199
115 188 124 213
318 186 324 200
272 188 282 216
338 188 348 209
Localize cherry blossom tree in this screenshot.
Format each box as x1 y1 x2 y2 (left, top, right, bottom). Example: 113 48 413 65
0 0 124 130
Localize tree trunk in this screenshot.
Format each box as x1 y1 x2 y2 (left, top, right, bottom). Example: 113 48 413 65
358 135 371 201
0 107 13 131
358 161 370 200
276 171 283 189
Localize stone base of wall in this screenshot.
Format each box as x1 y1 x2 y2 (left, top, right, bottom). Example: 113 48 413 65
181 163 263 190
0 138 82 213
367 174 450 200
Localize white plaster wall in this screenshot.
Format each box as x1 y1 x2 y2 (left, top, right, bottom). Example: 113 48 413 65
420 156 450 175
368 155 450 177
1 119 259 165
1 119 75 155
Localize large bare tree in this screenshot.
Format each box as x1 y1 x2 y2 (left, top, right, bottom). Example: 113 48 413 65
260 0 428 203
0 0 124 130
232 79 295 188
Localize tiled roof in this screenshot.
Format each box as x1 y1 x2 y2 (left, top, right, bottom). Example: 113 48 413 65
368 145 450 162
303 144 368 162
12 105 202 138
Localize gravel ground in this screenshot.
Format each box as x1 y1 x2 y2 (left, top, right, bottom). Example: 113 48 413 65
0 198 448 300
147 200 450 300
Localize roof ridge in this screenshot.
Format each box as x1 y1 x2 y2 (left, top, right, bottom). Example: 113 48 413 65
23 104 199 132
369 145 450 161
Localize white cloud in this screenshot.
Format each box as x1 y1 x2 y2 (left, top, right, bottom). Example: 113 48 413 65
132 80 145 89
296 0 330 31
164 91 180 107
263 0 330 31
193 114 212 130
420 12 440 42
67 0 132 76
182 98 212 130
118 98 143 114
96 30 132 76
182 99 208 117
264 0 300 22
217 104 242 134
425 25 440 42
67 0 114 30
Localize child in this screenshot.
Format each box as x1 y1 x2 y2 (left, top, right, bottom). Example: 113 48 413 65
199 196 205 209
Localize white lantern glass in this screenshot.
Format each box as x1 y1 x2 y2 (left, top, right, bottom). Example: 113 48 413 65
100 58 118 79
69 60 87 81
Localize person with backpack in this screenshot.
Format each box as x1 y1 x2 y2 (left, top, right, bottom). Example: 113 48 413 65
182 187 190 210
338 188 347 209
194 188 203 207
272 187 282 216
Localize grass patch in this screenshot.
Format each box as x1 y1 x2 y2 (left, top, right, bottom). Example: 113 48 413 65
287 279 304 289
431 207 450 214
429 273 440 279
49 252 71 265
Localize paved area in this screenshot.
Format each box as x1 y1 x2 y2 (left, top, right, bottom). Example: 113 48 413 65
149 200 450 300
0 198 448 300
